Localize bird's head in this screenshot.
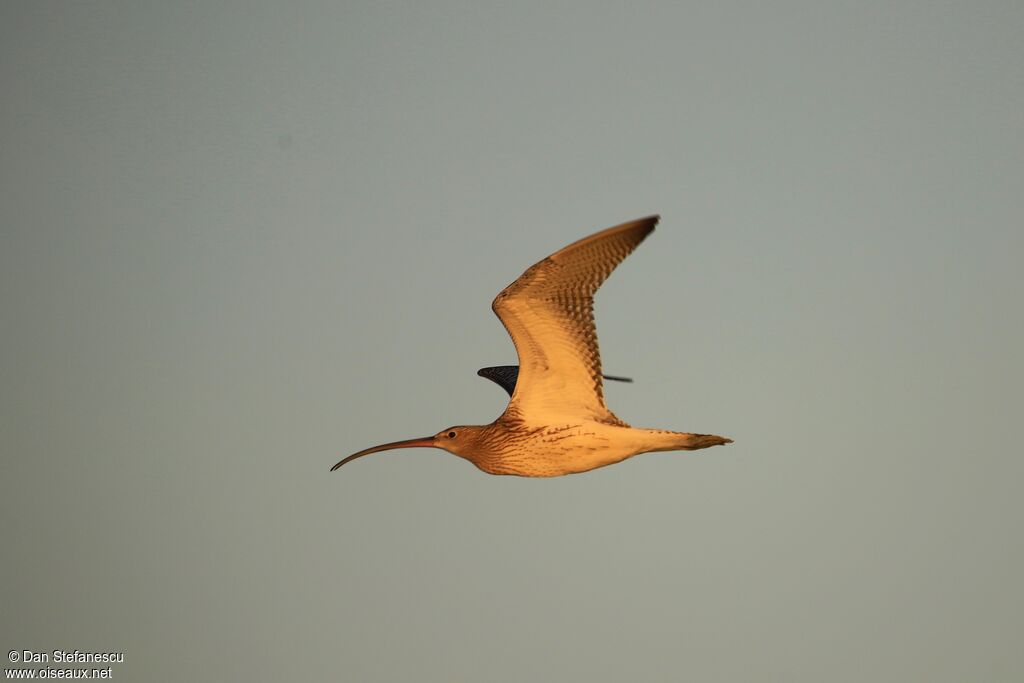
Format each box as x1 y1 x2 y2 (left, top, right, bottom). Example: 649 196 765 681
330 425 487 471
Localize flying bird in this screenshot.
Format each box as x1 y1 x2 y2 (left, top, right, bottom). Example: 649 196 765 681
332 216 731 477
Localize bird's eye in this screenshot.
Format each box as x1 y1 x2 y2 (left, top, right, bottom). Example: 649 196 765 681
447 431 457 439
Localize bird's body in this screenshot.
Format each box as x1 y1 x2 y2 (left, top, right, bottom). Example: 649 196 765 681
332 215 731 477
439 419 731 477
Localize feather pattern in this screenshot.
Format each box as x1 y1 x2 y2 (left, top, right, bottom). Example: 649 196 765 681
491 216 658 427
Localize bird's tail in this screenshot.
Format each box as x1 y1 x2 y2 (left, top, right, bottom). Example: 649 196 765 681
641 430 732 452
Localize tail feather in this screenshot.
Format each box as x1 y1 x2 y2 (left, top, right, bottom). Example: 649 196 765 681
682 433 733 450
642 430 732 452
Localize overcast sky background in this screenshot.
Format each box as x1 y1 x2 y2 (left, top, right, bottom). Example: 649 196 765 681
2 2 1022 681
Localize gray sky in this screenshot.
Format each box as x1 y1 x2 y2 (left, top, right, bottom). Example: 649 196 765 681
2 1 1022 680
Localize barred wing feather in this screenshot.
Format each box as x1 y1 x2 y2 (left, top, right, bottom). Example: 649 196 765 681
491 216 658 426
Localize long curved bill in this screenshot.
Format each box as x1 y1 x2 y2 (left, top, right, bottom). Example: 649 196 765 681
330 436 436 471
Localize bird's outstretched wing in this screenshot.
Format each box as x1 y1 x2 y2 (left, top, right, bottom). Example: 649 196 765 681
477 365 633 398
477 366 521 397
491 216 657 425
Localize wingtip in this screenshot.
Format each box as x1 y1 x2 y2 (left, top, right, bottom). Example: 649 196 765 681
633 214 660 237
631 214 660 230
